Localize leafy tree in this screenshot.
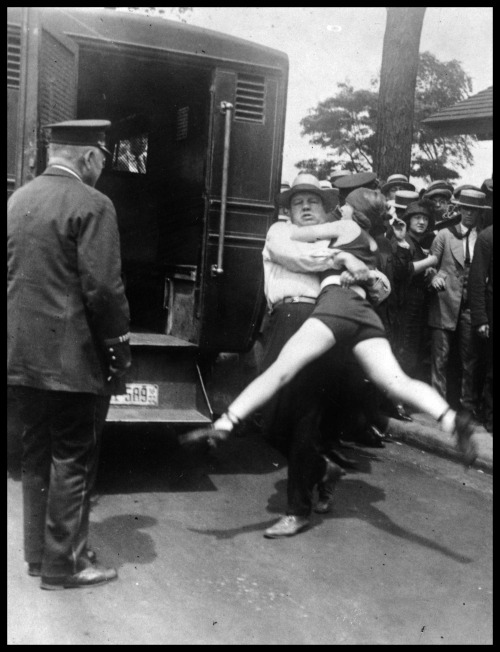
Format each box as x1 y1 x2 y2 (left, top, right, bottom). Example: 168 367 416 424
412 52 475 180
298 52 476 183
297 83 379 178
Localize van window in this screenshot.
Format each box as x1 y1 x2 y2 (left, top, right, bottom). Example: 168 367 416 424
112 134 148 174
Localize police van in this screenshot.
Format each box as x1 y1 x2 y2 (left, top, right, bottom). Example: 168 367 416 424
7 7 288 428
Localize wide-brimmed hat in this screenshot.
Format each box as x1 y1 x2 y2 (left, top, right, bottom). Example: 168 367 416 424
451 188 491 210
381 173 415 195
402 201 435 231
452 184 482 198
333 171 377 190
277 173 339 210
45 119 112 157
393 190 420 210
423 180 453 200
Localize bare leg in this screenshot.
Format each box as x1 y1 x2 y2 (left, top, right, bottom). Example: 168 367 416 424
217 318 335 428
352 338 453 429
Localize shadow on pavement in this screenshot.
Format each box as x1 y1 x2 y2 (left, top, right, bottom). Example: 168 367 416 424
89 513 157 570
96 425 287 496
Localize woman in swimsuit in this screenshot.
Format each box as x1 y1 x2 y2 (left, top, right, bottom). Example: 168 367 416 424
185 187 476 465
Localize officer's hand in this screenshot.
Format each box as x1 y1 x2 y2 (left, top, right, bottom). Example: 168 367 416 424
476 324 490 339
106 341 132 382
339 271 356 287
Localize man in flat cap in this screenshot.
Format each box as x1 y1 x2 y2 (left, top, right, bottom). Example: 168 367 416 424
8 120 131 589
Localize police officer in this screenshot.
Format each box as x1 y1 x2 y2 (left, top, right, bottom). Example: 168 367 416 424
7 120 131 590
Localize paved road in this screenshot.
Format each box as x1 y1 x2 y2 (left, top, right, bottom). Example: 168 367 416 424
7 426 492 645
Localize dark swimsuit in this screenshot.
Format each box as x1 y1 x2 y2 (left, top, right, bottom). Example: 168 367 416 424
311 230 387 346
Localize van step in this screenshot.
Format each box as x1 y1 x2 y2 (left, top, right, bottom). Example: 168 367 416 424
107 339 213 426
106 406 212 424
129 332 196 347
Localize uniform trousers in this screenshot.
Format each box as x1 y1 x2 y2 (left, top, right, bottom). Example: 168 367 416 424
11 386 110 577
430 306 480 412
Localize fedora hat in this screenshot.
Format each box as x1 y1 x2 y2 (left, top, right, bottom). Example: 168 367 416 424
278 173 339 210
393 190 420 210
334 171 377 190
402 201 435 231
381 173 415 195
423 180 453 200
451 188 491 210
45 119 112 156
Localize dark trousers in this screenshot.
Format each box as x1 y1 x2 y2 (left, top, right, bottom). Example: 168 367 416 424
260 304 342 517
11 387 110 577
430 307 480 411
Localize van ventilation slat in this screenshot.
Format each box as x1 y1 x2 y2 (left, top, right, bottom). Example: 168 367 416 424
38 29 77 128
235 74 265 123
7 25 21 89
176 106 189 141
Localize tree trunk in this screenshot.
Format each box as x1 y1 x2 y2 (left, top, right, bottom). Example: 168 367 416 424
374 7 426 180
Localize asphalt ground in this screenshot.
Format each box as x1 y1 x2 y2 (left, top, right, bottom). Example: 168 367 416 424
7 426 492 645
386 412 492 474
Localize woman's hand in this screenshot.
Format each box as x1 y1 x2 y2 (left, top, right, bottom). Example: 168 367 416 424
392 218 407 242
431 275 446 291
334 251 370 282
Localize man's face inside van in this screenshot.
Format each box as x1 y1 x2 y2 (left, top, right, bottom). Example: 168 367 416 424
290 192 329 227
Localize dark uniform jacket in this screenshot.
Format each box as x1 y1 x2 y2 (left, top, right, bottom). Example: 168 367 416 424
469 225 493 329
7 167 130 395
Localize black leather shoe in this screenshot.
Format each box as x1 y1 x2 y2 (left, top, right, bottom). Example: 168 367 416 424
41 564 117 590
28 562 42 577
28 548 96 577
314 460 345 514
356 424 386 448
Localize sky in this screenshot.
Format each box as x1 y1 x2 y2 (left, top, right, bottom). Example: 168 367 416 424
115 7 493 190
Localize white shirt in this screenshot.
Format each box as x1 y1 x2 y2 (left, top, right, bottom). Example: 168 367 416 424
262 221 337 308
459 222 477 261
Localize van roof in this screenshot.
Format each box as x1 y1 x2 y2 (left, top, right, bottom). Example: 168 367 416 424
8 7 289 73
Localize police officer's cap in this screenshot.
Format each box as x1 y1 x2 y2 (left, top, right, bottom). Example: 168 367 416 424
45 119 112 156
334 171 377 190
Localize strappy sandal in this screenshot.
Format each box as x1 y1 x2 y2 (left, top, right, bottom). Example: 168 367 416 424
439 408 477 468
178 410 242 446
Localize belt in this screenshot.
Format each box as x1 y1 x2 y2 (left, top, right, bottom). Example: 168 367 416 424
272 295 317 310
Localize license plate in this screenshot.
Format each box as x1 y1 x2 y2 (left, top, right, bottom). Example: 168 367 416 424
110 383 159 406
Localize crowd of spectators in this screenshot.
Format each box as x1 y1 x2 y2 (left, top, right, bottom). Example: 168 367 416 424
284 169 493 433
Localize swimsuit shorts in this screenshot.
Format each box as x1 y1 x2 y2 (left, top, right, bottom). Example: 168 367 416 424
311 284 387 347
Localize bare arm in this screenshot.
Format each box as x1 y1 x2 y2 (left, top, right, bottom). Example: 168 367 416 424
412 253 438 275
290 220 358 243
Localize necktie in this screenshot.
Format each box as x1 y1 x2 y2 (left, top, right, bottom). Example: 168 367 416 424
464 229 471 265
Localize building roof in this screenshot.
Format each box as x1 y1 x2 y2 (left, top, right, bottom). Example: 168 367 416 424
422 86 492 140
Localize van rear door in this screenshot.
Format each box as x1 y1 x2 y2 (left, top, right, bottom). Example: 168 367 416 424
199 68 283 352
